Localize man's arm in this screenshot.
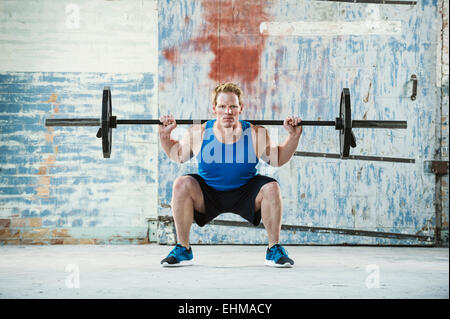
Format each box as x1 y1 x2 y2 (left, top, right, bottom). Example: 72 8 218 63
158 115 194 163
274 131 301 167
256 117 302 167
159 128 193 163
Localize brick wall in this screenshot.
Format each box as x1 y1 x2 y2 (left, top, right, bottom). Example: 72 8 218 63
0 0 158 245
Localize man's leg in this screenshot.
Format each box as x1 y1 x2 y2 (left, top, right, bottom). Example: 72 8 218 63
255 181 294 267
254 181 282 248
171 176 206 248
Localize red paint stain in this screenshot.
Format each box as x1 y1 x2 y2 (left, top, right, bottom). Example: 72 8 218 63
163 0 270 89
271 104 280 113
35 94 60 199
41 93 59 108
209 45 263 84
163 47 178 64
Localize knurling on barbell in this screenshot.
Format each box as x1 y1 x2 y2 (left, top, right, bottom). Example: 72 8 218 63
45 86 408 159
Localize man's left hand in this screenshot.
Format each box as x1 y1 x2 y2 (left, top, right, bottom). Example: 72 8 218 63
283 116 302 137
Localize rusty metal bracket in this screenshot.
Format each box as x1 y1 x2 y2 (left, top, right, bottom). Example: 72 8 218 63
431 161 449 175
423 160 449 246
319 0 417 5
294 151 415 163
425 160 449 175
410 74 418 101
148 216 434 243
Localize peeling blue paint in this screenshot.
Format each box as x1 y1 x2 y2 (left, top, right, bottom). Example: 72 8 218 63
0 71 157 244
21 209 39 218
71 219 83 227
157 0 439 245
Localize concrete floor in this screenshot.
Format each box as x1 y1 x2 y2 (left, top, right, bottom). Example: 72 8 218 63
0 244 448 299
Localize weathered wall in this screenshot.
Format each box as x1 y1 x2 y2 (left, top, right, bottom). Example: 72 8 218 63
158 0 445 245
0 0 159 244
0 0 447 246
438 0 449 245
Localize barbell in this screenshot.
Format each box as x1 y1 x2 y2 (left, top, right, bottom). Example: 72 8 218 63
45 87 407 159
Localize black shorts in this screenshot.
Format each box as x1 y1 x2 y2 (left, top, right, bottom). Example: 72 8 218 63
185 174 278 227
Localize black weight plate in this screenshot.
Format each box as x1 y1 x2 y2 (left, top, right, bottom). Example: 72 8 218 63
102 87 112 158
339 88 352 158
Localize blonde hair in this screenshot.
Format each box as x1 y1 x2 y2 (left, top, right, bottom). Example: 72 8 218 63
212 82 243 106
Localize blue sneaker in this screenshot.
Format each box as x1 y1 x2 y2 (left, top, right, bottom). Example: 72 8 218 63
161 244 193 267
265 244 294 268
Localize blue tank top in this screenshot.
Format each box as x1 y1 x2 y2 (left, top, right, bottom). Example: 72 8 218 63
196 120 258 191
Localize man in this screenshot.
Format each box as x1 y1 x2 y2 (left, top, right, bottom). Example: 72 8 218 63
158 82 302 268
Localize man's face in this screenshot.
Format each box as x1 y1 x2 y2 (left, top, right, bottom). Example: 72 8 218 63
213 92 243 128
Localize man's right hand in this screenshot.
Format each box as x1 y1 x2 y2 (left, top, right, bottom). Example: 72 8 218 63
158 115 177 137
158 115 194 163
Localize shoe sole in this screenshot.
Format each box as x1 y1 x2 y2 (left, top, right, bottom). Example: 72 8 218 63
264 260 293 268
161 259 194 267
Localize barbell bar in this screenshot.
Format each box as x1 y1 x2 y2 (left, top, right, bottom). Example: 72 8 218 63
45 118 405 128
45 87 408 159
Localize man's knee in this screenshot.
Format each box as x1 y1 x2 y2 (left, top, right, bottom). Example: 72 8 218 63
260 182 282 202
172 176 197 197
